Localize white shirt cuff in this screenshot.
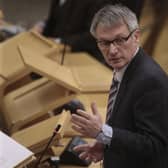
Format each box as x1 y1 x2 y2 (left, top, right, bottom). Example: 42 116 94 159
96 124 113 145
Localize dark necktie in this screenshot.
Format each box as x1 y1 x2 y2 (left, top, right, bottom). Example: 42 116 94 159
106 75 119 122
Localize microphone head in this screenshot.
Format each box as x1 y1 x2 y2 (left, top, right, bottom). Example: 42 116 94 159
53 99 85 115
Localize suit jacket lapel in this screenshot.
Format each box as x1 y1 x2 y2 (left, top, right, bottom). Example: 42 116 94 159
108 48 143 123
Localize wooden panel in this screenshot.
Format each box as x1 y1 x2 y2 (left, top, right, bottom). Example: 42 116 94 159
12 111 71 153
1 77 76 133
47 52 112 92
0 31 56 83
19 45 80 92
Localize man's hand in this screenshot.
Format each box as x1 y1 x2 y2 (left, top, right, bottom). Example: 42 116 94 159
71 102 103 138
73 141 104 163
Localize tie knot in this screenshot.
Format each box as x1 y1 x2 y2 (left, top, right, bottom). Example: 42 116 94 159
112 72 119 85
109 75 119 91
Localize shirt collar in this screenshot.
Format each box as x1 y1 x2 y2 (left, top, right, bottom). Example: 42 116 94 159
114 65 127 83
114 47 139 82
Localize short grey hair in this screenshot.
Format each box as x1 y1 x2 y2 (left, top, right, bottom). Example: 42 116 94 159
90 4 139 37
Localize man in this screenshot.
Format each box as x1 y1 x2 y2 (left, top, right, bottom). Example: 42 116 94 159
71 4 168 168
34 0 106 63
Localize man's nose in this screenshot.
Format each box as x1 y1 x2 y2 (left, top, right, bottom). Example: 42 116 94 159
109 43 118 53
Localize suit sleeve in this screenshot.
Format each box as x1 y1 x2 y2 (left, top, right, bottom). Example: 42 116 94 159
42 0 59 36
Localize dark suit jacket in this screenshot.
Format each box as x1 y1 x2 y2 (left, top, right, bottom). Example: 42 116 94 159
104 48 168 168
43 0 105 62
103 0 144 20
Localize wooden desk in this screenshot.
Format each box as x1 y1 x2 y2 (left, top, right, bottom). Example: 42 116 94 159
0 76 6 93
44 137 101 168
56 52 112 92
12 92 108 168
20 47 112 93
60 162 101 168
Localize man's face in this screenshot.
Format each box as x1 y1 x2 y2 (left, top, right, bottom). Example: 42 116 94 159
95 22 140 70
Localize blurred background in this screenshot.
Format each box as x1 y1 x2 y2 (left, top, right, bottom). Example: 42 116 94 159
0 0 50 28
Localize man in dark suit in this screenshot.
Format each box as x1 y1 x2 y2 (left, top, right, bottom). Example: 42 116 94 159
71 4 168 168
41 0 106 63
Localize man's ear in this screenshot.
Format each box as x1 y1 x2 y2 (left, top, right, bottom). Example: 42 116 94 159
133 29 141 43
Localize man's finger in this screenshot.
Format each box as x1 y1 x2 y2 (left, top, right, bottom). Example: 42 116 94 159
76 109 90 120
79 151 89 160
91 102 99 116
73 143 89 152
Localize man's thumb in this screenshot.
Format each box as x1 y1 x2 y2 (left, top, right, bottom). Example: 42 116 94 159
91 102 99 116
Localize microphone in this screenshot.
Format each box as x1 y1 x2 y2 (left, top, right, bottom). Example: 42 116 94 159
60 43 67 65
53 99 85 115
33 124 62 168
54 124 61 133
33 110 71 167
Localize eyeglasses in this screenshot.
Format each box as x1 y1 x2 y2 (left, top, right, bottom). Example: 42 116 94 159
96 29 136 49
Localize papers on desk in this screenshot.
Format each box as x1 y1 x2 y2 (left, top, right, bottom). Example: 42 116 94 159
0 131 34 168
